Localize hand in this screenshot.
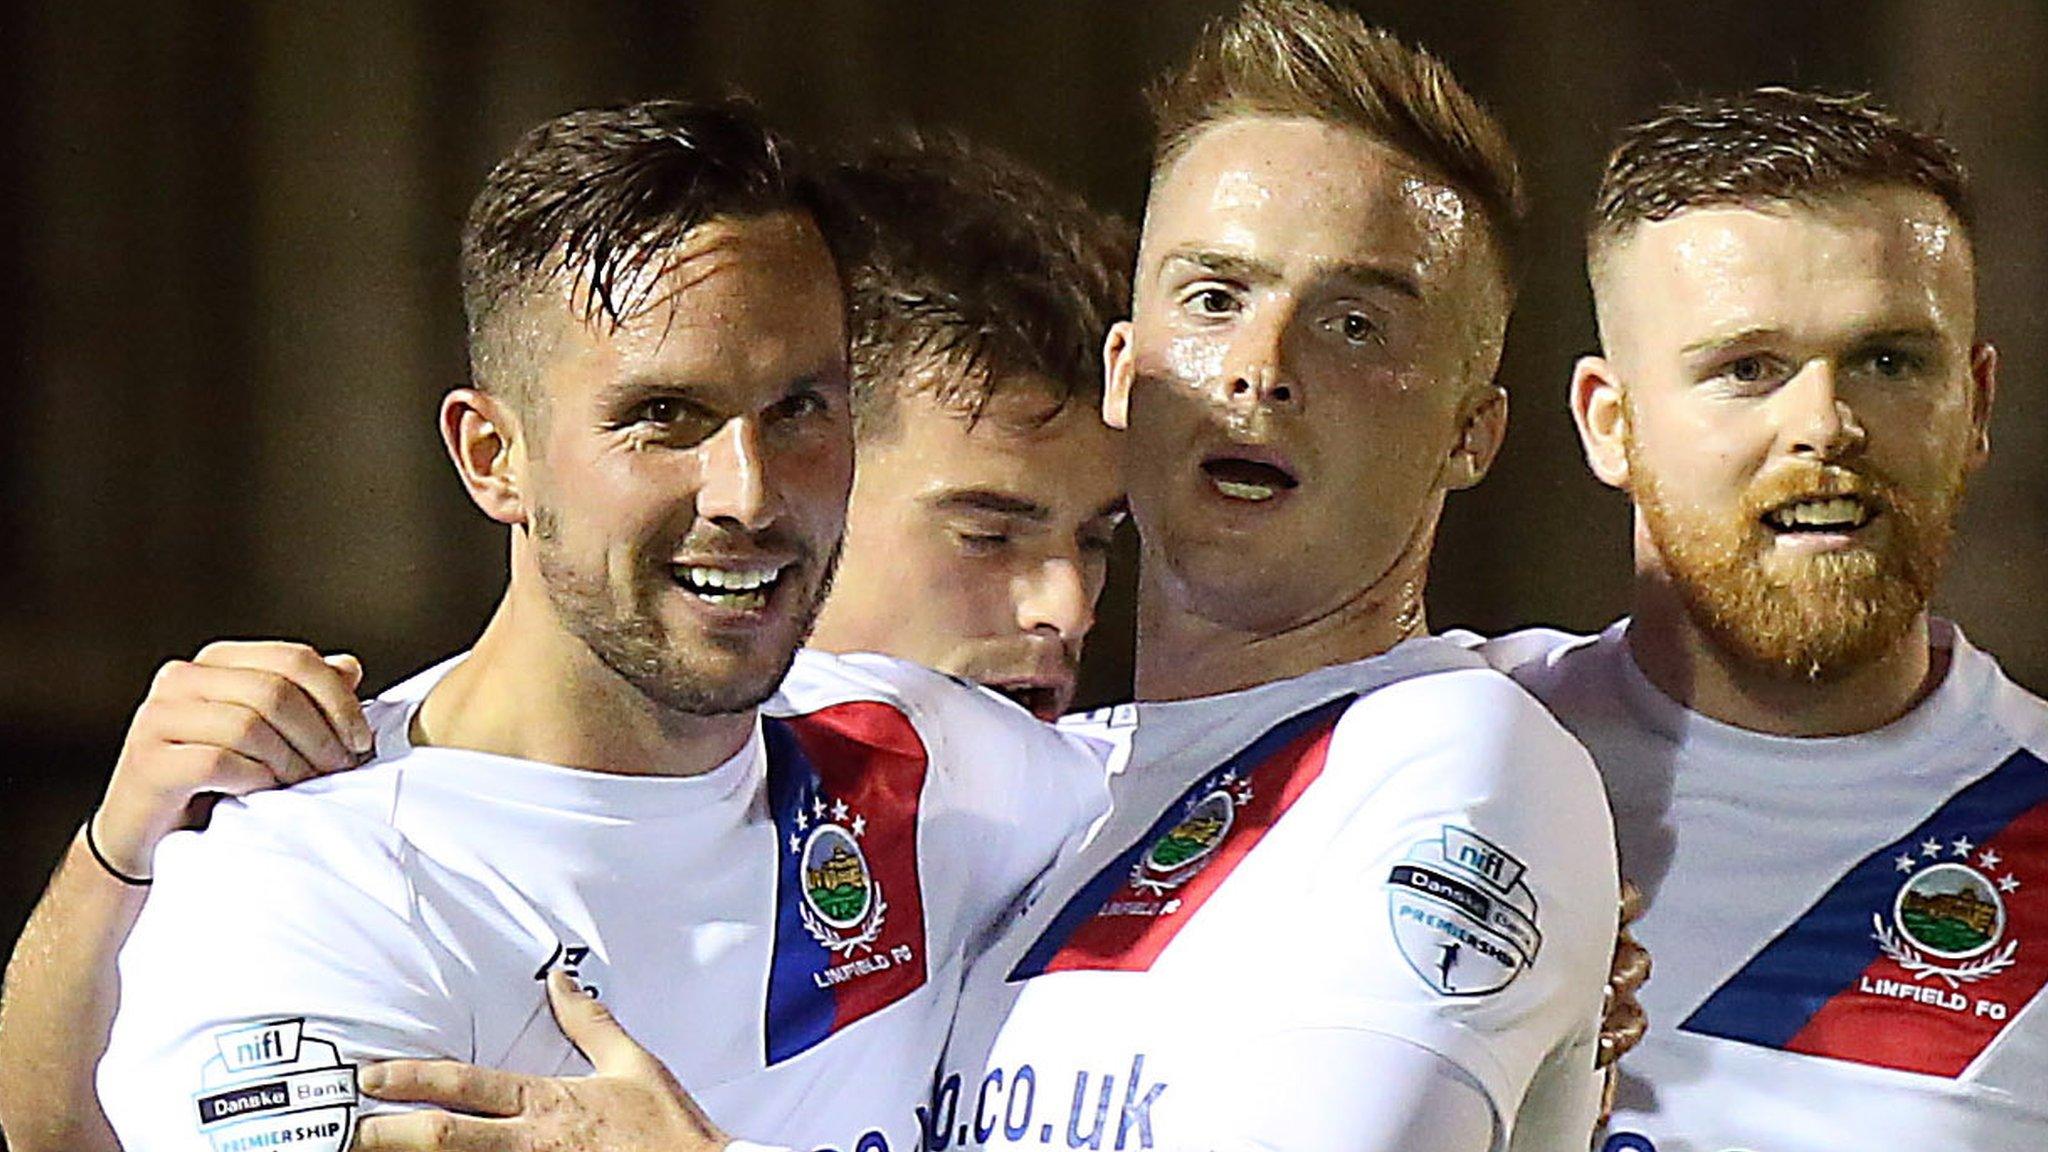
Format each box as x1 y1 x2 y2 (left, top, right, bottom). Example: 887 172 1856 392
355 972 730 1152
1597 878 1651 1121
93 640 374 879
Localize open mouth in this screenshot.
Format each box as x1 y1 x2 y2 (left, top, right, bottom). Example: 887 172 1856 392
1760 496 1874 535
1200 455 1300 503
987 680 1068 721
671 563 788 612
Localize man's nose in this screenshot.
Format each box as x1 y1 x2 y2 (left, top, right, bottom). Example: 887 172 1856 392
1778 361 1868 461
694 417 778 530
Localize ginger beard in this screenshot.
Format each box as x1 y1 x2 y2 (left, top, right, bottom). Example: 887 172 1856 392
1625 408 1966 681
532 502 839 716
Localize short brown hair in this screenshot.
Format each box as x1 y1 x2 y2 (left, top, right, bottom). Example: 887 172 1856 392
460 98 834 410
822 133 1134 438
1590 87 1972 264
1146 0 1525 275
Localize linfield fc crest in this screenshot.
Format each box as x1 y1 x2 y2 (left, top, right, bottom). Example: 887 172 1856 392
763 707 931 1066
1679 749 2048 1080
1131 774 1253 896
1874 832 2023 987
791 796 889 957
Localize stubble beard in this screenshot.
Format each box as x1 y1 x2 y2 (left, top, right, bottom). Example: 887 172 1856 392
1628 434 1964 682
531 504 838 716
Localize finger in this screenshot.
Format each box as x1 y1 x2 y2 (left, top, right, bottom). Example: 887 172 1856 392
354 1109 512 1152
1611 935 1651 992
547 969 657 1077
1618 878 1645 926
138 698 320 788
195 641 375 758
325 653 366 692
170 663 357 772
1597 1004 1650 1068
359 1059 528 1117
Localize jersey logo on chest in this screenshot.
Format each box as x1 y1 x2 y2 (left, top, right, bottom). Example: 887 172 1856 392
1683 748 2048 1078
763 703 931 1064
1009 697 1352 980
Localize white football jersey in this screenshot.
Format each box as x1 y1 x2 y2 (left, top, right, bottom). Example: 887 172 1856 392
935 636 1620 1152
99 649 1105 1152
1498 619 2048 1151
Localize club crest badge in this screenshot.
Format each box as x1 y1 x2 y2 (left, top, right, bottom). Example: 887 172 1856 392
1873 833 2023 987
791 795 888 957
1385 825 1542 997
1132 775 1252 896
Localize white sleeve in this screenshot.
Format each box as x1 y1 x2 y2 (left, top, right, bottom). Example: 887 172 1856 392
1251 671 1618 1149
98 792 468 1152
1177 1030 1495 1152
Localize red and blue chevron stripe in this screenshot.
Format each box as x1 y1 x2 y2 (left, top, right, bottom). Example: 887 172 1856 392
1683 749 2048 1077
1008 696 1352 980
763 703 930 1065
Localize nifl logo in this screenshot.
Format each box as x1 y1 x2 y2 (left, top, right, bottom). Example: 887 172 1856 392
215 1020 302 1073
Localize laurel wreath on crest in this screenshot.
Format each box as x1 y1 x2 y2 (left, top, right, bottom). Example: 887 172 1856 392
802 880 889 958
1872 913 2019 988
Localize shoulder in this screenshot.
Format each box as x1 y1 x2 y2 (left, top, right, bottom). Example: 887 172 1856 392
151 757 415 910
1342 664 1593 776
773 649 1099 780
1476 626 1591 676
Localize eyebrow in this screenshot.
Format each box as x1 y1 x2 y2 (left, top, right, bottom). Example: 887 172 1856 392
1679 326 1785 360
1159 247 1422 300
931 489 1052 522
1680 324 1946 360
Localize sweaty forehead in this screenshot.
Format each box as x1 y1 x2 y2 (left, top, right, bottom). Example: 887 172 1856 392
1140 117 1487 291
1599 190 1976 344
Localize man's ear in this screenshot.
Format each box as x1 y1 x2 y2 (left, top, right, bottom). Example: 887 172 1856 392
1967 341 1998 469
1102 320 1136 430
1441 385 1507 491
1571 355 1632 490
440 387 527 525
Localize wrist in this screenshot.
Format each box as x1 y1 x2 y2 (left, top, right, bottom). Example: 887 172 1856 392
83 807 160 885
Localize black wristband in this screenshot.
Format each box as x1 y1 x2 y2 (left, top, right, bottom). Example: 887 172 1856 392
84 813 152 886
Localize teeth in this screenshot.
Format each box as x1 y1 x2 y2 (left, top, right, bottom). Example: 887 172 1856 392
1214 478 1278 502
674 564 783 609
1769 498 1869 529
680 565 781 591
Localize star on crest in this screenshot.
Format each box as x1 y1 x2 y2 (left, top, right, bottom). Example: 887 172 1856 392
1921 838 1945 859
832 798 850 822
795 808 810 831
2000 874 2022 894
1895 853 1919 874
1952 836 1975 857
1980 848 2004 870
811 796 827 819
788 832 802 854
851 814 867 838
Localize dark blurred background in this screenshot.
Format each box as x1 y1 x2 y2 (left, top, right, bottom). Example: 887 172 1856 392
5 0 2045 986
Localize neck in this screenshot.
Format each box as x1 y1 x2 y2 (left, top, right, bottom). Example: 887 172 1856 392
413 587 754 778
1627 570 1944 738
1132 533 1431 702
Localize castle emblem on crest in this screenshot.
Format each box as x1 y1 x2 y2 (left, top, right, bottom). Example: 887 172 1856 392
1131 773 1253 895
1874 832 2023 987
791 795 888 957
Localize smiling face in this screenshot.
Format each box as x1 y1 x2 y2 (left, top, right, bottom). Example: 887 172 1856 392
812 377 1123 720
1581 187 1995 677
1106 116 1510 633
516 211 852 714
